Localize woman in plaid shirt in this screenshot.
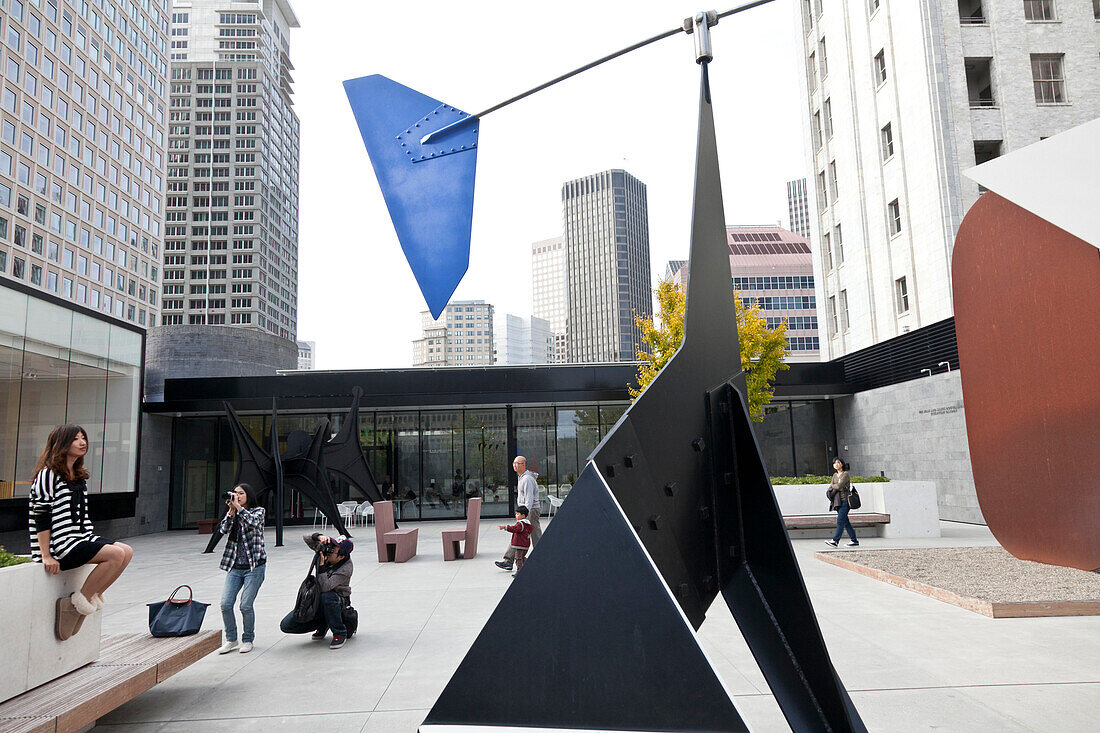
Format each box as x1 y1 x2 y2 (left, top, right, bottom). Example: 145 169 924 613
216 483 267 654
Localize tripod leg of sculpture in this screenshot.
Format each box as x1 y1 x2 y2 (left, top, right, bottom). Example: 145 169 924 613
271 398 285 547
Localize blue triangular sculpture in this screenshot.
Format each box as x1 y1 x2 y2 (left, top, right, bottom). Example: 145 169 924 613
344 75 479 318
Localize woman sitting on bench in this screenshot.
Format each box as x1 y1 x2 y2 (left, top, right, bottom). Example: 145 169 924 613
29 425 134 641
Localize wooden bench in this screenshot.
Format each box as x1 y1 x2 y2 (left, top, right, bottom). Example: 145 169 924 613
442 498 481 561
783 513 891 531
0 631 220 733
373 501 419 563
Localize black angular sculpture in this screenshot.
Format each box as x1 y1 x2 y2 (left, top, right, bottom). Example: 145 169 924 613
204 389 382 550
421 41 866 733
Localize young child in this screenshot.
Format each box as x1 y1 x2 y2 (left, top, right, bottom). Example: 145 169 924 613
497 505 533 576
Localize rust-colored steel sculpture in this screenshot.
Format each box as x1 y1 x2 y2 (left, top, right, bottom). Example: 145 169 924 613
952 192 1100 571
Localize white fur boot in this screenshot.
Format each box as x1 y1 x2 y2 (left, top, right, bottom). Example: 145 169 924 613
70 591 98 616
92 593 105 610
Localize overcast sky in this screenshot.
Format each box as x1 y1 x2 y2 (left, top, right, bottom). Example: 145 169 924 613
291 0 807 369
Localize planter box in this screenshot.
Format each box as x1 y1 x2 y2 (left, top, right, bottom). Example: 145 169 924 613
0 562 102 704
773 481 941 538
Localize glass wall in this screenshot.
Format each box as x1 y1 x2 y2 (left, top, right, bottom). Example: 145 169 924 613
0 284 141 499
166 398 837 528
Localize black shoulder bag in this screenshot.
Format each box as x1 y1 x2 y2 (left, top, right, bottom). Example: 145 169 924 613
291 553 322 624
848 487 862 510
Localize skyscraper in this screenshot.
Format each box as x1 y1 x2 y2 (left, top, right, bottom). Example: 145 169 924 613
785 178 811 239
563 169 651 363
162 0 300 339
531 236 566 362
493 314 553 365
0 0 170 327
797 0 1100 358
412 299 494 366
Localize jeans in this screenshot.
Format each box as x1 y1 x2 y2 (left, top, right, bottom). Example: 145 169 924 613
833 501 858 543
221 564 266 643
279 591 347 638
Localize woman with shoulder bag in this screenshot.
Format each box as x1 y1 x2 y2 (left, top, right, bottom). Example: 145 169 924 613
825 458 859 548
28 425 134 641
217 483 266 654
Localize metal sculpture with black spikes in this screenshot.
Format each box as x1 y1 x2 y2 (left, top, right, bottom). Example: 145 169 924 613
204 392 377 551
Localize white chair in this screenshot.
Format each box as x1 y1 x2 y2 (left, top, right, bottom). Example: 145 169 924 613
355 501 374 527
312 507 328 530
338 501 358 527
546 494 564 519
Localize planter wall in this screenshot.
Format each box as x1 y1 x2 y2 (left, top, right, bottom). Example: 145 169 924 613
0 562 102 704
773 481 941 538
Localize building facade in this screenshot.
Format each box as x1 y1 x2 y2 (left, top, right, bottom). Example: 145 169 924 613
493 313 552 365
797 0 1100 358
563 169 651 363
530 236 566 362
786 178 812 238
0 0 170 327
162 0 299 340
296 338 313 369
411 299 495 366
672 226 821 362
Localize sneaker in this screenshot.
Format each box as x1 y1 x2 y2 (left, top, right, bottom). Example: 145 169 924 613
239 642 254 654
847 541 860 547
494 560 513 571
311 630 327 641
329 636 345 650
218 640 239 654
824 539 839 548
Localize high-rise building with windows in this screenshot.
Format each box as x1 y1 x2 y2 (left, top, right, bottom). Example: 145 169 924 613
493 313 552 365
797 0 1100 358
412 299 495 366
296 339 313 369
162 0 299 339
0 0 170 327
531 236 566 362
671 226 821 363
785 178 811 239
563 169 651 363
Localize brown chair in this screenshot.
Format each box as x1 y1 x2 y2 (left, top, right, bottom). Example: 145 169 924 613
373 501 419 563
442 498 481 561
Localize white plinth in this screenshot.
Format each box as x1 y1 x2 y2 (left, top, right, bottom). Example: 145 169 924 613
0 562 102 704
773 481 941 538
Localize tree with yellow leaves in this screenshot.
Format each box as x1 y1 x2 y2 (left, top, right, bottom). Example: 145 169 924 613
631 279 789 421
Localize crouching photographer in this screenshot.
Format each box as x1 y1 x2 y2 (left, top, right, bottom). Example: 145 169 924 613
279 533 356 649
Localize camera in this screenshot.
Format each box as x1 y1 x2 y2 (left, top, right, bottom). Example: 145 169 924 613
224 491 235 503
319 542 337 556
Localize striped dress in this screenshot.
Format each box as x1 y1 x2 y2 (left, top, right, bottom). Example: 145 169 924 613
28 468 99 561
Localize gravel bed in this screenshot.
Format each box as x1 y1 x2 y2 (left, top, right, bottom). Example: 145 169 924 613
832 546 1100 603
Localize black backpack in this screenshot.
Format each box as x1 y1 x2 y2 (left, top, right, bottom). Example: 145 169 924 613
343 601 358 638
291 554 321 624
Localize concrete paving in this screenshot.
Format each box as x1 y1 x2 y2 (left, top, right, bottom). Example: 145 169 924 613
91 520 1099 732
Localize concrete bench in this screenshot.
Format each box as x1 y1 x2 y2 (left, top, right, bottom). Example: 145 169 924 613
783 513 891 530
373 501 418 563
0 631 220 733
772 481 940 538
442 498 481 561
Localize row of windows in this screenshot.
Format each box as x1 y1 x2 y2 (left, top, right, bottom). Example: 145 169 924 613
767 316 818 331
733 276 815 291
743 296 817 311
787 336 820 351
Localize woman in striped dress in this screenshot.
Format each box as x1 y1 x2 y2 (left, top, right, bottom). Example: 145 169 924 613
28 425 134 640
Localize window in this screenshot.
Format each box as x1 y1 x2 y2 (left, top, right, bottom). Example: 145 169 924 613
818 38 828 77
812 110 822 150
829 160 839 200
834 224 844 264
1031 54 1065 104
823 98 833 138
823 232 833 271
817 170 828 209
959 0 986 24
1095 0 1100 20
869 0 881 14
874 50 887 86
888 199 902 236
965 57 995 106
1023 1 1056 21
839 289 850 331
895 277 909 314
807 52 817 92
880 122 894 160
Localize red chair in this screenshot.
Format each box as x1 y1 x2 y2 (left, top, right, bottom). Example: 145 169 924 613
442 498 481 560
373 501 418 563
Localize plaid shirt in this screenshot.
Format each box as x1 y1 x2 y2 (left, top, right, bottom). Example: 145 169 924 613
218 507 266 571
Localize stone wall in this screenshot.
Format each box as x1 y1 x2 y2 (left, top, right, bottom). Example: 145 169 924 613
144 324 298 401
834 370 982 524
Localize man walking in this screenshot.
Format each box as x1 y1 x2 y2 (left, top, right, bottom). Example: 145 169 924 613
496 456 541 571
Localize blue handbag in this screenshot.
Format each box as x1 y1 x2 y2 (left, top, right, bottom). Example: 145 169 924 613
148 585 209 637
